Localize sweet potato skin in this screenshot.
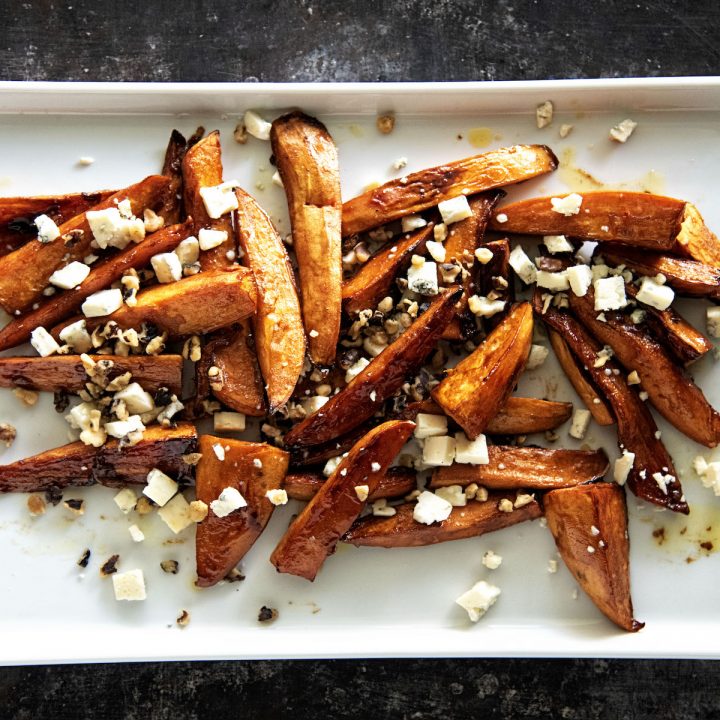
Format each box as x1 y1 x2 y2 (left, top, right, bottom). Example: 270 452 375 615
195 435 289 587
429 447 609 490
271 112 342 365
343 491 541 548
271 420 415 580
284 467 416 502
0 175 170 314
0 354 183 395
0 423 197 493
544 483 643 633
431 302 533 439
235 187 305 410
342 145 558 236
284 287 461 447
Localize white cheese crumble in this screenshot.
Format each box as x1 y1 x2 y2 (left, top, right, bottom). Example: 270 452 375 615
544 235 573 254
495 213 508 224
49 261 91 289
569 408 591 440
210 487 247 518
34 214 61 243
636 276 674 311
266 489 288 506
425 240 446 263
128 524 145 542
372 498 397 517
302 395 330 415
151 252 183 283
158 493 193 533
509 245 537 284
593 276 627 311
547 559 559 573
526 344 549 370
112 569 146 601
143 468 178 507
81 288 124 318
468 295 506 318
212 443 226 461
550 193 583 216
693 455 709 476
627 370 641 385
413 490 452 524
354 485 370 501
199 181 240 219
536 270 570 292
438 195 472 225
475 247 494 264
114 488 137 514
706 307 720 338
414 413 448 439
434 484 467 507
454 432 489 465
559 124 573 138
323 454 345 477
652 472 673 495
243 110 272 140
575 241 597 265
198 227 229 250
87 206 145 249
482 550 503 570
700 462 720 496
104 415 145 439
30 326 60 357
345 357 370 383
401 214 427 232
455 580 500 622
422 435 456 467
114 383 155 415
609 118 637 143
434 223 448 242
213 411 246 432
407 260 439 296
175 236 200 266
536 100 553 128
59 319 92 353
614 450 635 486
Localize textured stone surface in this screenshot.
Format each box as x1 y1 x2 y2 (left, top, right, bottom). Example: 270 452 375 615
1 1 720 718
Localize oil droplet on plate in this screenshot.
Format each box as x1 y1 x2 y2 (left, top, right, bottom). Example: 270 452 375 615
468 127 494 149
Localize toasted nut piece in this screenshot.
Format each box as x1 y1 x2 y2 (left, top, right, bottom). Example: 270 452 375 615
271 420 415 580
430 447 609 490
0 175 170 314
271 112 342 364
284 287 461 447
235 188 305 410
343 490 541 548
284 466 416 502
545 483 644 633
432 302 533 439
195 435 289 587
0 423 197 493
342 145 558 237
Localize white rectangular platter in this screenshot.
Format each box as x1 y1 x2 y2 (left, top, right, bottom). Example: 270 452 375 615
1 79 720 663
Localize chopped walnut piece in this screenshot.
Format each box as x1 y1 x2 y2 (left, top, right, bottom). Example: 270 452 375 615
182 335 202 362
77 548 91 568
0 423 16 447
27 494 46 517
536 100 554 128
13 388 39 406
189 500 209 522
176 609 191 627
135 496 154 515
182 452 203 466
376 114 395 134
100 554 120 576
160 559 179 574
143 208 165 233
234 122 248 144
63 498 85 515
258 605 279 623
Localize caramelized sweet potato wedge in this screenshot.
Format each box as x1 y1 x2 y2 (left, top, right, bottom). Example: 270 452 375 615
285 467 416 502
343 491 541 548
271 420 415 580
547 329 615 426
342 224 432 316
490 191 720 265
569 290 720 447
0 354 182 395
544 483 643 633
272 112 342 365
0 190 115 257
0 423 197 493
235 187 305 410
431 302 533 439
539 303 687 513
284 287 461 447
0 219 194 352
0 175 170 314
342 145 558 236
430 447 608 490
195 435 289 587
57 267 257 339
182 131 236 268
158 129 190 225
288 423 372 467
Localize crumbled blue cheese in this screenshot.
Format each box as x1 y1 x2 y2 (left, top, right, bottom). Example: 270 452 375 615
454 432 489 465
575 241 597 265
128 524 145 542
372 498 397 517
210 487 247 518
536 270 569 292
468 295 506 318
199 181 239 219
652 472 673 495
422 435 456 466
175 236 200 266
401 215 427 232
323 454 345 477
413 490 452 524
693 455 709 476
495 213 508 224
113 488 137 514
706 307 720 338
566 264 593 297
455 580 500 622
81 288 124 317
474 247 494 264
438 195 472 225
550 193 583 216
198 227 229 250
614 450 635 486
212 443 226 461
591 264 610 281
243 110 272 140
143 468 178 507
59 319 92 353
104 415 145 439
425 240 446 263
609 118 637 143
414 413 448 439
627 370 641 385
636 276 674 311
34 214 61 243
86 206 145 249
354 485 370 501
49 261 91 289
407 259 439 296
158 493 193 533
30 327 60 357
113 383 155 415
544 235 573 254
509 245 537 284
213 411 246 432
151 252 183 283
569 408 591 440
302 395 329 415
266 489 289 506
345 357 370 383
112 569 146 601
593 276 627 311
526 344 549 370
482 550 503 570
434 485 467 507
700 462 720 496
434 223 448 242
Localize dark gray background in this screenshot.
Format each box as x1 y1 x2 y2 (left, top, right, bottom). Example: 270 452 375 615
1 1 719 718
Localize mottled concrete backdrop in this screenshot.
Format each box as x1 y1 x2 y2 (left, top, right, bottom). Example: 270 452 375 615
1 1 720 718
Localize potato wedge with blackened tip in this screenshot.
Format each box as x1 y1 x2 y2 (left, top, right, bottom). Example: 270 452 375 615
159 129 188 225
342 145 558 236
544 483 643 633
272 111 342 365
235 188 305 410
0 174 170 314
569 289 720 447
284 287 461 447
548 329 615 426
342 224 432 316
432 302 533 439
0 423 197 493
271 420 415 580
430 447 609 491
538 301 687 514
285 467 416 503
195 435 289 587
0 354 183 395
343 490 541 548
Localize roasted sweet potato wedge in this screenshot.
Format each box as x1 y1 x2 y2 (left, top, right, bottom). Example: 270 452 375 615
342 145 558 236
272 420 414 580
547 329 615 426
158 129 189 225
57 267 257 339
0 423 197 493
284 287 461 447
272 112 342 365
195 435 289 587
235 187 305 410
0 219 194 352
539 303 687 513
343 490 541 548
603 246 720 300
544 483 643 633
182 131 236 268
569 289 720 447
285 467 416 502
431 302 533 439
430 446 608 490
288 423 372 467
342 224 432 316
0 175 170 314
0 190 115 257
490 191 720 264
0 354 182 395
